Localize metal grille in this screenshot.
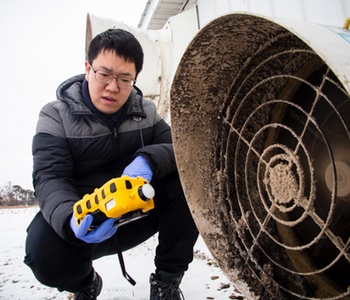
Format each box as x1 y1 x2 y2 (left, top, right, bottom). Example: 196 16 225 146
220 47 350 299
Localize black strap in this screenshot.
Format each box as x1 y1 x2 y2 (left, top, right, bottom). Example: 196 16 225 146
115 239 136 286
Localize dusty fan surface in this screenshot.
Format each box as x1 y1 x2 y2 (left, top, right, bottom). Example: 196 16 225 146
171 13 350 300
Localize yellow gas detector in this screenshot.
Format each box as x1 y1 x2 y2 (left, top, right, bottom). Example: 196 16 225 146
73 175 155 228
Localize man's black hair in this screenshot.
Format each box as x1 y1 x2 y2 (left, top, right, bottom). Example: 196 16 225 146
87 28 144 75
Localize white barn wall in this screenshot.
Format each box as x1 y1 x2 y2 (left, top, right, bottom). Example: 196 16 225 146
196 0 350 28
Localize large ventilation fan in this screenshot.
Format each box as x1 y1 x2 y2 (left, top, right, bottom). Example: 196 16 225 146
170 13 350 299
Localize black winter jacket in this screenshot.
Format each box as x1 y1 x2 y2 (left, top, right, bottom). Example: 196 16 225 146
32 74 176 242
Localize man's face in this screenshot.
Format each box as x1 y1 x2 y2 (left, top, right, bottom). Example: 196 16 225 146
85 50 137 114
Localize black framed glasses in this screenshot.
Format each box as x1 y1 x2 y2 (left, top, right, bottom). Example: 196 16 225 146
90 65 135 89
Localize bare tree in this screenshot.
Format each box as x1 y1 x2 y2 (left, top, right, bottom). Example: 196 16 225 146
0 182 36 206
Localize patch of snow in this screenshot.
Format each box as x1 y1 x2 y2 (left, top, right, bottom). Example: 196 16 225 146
0 207 244 299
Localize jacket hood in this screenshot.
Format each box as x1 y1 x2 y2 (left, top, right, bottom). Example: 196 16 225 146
56 74 87 114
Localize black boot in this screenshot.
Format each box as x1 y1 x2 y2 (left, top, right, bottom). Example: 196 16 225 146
150 271 185 300
74 271 102 300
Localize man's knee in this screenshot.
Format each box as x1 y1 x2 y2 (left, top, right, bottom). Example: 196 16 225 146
24 212 66 285
24 212 93 290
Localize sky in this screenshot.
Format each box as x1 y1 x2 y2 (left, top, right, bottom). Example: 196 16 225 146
0 0 147 190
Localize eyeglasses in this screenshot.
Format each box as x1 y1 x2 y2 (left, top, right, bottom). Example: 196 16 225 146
90 65 135 89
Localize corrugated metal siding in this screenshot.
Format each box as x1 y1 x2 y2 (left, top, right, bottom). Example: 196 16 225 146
139 0 186 30
184 0 197 10
197 0 350 28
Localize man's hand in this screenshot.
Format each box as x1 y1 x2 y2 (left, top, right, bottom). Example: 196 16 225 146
70 214 118 243
122 155 153 182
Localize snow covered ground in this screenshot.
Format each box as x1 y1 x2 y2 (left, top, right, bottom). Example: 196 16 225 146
0 207 245 299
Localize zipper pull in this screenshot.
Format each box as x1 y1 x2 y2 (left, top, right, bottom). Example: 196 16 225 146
113 128 118 138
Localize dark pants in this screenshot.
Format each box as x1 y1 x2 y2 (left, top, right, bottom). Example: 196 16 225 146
24 172 198 292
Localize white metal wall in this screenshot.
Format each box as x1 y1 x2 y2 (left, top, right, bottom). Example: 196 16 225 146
196 0 350 28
